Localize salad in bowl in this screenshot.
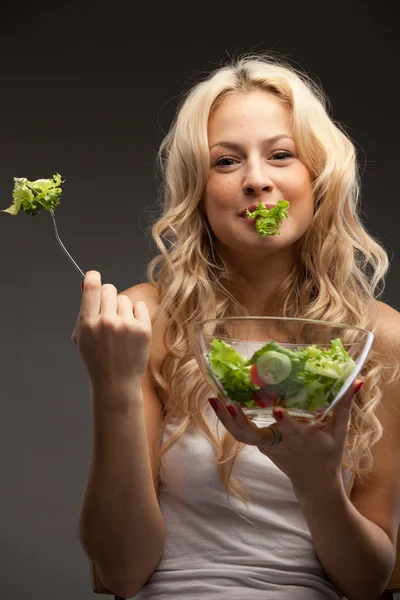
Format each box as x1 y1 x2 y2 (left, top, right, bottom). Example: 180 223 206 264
190 316 373 424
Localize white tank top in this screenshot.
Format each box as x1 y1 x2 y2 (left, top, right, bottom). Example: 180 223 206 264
136 373 352 599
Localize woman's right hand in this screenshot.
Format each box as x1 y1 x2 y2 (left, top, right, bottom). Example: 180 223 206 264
71 271 152 391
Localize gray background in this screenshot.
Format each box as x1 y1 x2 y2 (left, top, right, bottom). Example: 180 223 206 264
0 1 399 598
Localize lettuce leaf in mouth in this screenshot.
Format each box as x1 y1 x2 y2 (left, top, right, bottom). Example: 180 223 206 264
206 337 356 411
246 199 290 236
1 174 63 217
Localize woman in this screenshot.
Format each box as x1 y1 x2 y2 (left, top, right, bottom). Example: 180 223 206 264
73 54 400 599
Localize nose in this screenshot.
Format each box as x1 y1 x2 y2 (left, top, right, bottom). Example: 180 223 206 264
242 162 274 196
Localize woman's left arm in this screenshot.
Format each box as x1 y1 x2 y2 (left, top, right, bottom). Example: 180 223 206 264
208 302 400 600
294 302 400 600
293 467 396 600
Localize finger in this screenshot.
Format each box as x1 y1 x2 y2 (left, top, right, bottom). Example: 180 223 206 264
100 283 118 318
208 398 267 445
256 422 285 449
208 397 237 429
212 398 290 450
314 412 334 431
117 294 136 321
132 300 152 333
258 404 323 452
255 424 279 448
81 271 102 319
332 379 363 440
271 407 306 435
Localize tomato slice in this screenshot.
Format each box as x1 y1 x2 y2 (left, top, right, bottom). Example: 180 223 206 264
250 363 265 387
250 364 281 407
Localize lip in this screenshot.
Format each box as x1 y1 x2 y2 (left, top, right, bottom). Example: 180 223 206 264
239 203 277 217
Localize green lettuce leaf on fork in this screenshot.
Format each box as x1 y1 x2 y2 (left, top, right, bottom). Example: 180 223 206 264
1 174 63 217
246 199 290 236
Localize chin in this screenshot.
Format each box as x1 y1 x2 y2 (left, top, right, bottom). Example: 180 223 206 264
215 226 303 259
219 238 289 259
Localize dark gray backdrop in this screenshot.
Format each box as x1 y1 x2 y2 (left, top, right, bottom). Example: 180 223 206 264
1 1 399 599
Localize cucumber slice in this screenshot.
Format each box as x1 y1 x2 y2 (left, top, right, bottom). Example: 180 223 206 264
256 351 292 385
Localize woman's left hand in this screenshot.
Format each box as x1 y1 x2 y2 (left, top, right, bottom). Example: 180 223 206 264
208 379 363 493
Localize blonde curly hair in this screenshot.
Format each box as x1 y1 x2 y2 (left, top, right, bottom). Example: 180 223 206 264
145 52 399 520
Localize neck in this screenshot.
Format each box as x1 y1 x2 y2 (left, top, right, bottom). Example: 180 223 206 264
216 242 298 316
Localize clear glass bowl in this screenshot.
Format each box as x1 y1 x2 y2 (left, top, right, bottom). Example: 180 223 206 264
189 317 374 425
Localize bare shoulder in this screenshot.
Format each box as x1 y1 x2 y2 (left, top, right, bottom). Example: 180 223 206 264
350 299 400 547
375 300 400 342
119 281 167 368
119 282 161 321
375 299 400 336
371 299 400 373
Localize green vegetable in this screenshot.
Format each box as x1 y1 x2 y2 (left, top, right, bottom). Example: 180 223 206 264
206 339 257 405
1 174 63 217
246 199 290 236
207 337 356 411
256 351 292 384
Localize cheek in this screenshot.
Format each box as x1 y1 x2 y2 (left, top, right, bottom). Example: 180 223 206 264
297 167 314 195
293 192 315 231
204 179 237 216
290 170 314 207
284 172 314 229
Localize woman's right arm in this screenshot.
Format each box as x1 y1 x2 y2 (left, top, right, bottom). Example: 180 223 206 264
74 279 166 598
78 380 165 598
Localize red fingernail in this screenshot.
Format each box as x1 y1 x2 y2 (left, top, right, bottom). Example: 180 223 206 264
208 398 218 412
81 280 84 292
354 381 364 394
227 405 237 418
273 408 284 421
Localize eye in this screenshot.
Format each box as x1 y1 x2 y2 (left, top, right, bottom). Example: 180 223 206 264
214 156 238 167
271 151 293 160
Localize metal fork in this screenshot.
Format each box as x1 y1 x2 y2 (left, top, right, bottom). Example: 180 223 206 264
27 184 85 280
50 212 85 279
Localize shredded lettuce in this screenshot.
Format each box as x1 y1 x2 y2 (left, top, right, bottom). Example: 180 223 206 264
206 339 256 404
246 199 290 236
1 174 63 217
207 337 356 411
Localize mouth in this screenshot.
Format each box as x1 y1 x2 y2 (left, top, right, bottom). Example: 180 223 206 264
239 203 277 218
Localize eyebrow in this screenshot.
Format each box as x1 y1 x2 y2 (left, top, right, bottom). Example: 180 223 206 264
210 135 295 151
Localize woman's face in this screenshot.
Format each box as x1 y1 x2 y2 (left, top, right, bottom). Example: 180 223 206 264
203 90 314 257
